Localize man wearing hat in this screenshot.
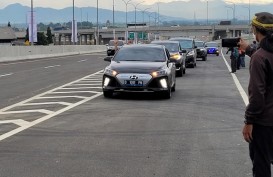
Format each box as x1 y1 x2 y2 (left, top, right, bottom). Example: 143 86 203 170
239 12 273 177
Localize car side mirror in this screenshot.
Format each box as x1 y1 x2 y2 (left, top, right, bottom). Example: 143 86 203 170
181 49 187 53
179 51 183 55
104 56 113 62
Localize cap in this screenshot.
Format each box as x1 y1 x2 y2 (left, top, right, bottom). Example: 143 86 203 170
252 12 273 30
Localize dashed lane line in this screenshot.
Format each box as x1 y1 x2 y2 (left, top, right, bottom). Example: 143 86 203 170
44 65 61 69
221 49 249 106
0 73 13 78
78 59 87 62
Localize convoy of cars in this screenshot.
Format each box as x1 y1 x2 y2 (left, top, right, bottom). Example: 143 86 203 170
102 38 220 99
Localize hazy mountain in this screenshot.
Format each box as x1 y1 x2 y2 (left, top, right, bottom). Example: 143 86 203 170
0 1 273 24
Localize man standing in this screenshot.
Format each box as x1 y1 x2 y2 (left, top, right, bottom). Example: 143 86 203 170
239 12 273 177
226 47 239 73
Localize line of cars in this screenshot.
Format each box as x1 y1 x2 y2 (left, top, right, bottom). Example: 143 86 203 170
103 38 220 99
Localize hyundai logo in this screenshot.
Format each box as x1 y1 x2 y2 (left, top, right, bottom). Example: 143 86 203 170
130 75 138 80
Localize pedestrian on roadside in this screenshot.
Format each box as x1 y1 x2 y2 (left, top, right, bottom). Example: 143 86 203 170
239 49 246 68
239 12 273 177
226 47 238 73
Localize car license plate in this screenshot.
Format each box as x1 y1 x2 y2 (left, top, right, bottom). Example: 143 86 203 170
124 80 143 86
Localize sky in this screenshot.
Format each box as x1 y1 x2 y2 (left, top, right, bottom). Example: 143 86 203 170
0 0 272 10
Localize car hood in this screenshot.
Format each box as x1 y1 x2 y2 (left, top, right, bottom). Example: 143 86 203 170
109 61 166 73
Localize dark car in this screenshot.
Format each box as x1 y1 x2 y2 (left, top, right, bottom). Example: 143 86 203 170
102 44 176 99
151 40 186 77
106 40 124 56
205 42 220 56
169 37 197 68
195 40 207 61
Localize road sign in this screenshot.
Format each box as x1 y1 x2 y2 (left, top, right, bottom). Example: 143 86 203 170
129 32 135 39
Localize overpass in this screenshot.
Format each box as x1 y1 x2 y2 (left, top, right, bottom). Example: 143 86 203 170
52 25 250 45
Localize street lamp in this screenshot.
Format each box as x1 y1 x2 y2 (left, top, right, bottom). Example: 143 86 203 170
129 1 145 43
72 0 76 45
139 7 151 24
225 1 235 24
207 0 208 25
96 0 99 45
242 0 251 42
113 0 115 28
121 0 133 43
30 0 34 46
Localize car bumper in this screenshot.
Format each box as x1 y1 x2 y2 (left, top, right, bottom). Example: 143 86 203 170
102 75 169 93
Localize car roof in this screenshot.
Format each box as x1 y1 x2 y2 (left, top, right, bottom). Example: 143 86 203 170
169 37 193 41
122 44 165 49
151 40 179 44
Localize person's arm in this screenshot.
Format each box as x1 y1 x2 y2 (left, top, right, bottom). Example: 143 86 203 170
238 38 256 57
245 55 267 124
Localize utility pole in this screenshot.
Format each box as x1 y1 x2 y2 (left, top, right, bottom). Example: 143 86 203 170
31 0 34 46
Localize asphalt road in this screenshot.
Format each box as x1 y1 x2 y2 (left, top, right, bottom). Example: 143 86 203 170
0 51 253 177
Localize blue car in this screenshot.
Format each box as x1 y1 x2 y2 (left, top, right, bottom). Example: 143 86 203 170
205 42 219 56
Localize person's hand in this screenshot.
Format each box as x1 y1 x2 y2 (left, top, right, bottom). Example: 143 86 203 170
242 124 253 143
238 38 249 52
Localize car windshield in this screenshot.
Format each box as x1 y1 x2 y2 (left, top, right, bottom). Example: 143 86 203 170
206 42 218 47
195 42 204 47
109 41 123 46
114 47 166 62
153 43 179 52
176 40 192 49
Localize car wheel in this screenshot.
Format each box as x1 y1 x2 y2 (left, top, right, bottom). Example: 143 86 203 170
202 56 207 61
103 91 113 98
177 67 183 77
171 83 176 92
162 87 171 99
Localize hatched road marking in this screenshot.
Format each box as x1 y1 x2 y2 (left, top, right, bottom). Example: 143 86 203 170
0 70 104 142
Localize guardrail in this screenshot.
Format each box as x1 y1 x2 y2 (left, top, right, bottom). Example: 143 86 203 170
0 45 107 63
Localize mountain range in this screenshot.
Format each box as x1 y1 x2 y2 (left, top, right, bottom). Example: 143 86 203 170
0 1 273 24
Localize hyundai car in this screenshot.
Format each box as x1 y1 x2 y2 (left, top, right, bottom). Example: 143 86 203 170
151 40 186 77
102 44 176 99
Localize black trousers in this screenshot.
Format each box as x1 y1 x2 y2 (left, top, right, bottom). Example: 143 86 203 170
231 58 237 73
249 124 273 177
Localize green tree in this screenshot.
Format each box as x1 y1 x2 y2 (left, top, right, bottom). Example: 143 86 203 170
46 27 53 44
37 32 48 45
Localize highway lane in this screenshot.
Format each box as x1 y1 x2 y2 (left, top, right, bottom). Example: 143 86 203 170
0 53 108 108
0 52 252 176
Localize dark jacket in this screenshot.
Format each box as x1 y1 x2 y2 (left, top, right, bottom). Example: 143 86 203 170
245 44 273 126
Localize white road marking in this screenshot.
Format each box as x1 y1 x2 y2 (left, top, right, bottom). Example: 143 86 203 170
0 70 104 142
71 83 101 86
0 93 102 141
0 73 13 78
0 109 54 115
60 87 101 90
78 59 87 62
22 102 73 106
221 49 249 106
44 65 61 69
49 91 98 94
0 119 30 127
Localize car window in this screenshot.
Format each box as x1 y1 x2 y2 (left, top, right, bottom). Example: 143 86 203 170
195 42 204 47
109 41 124 46
114 47 166 62
206 42 218 47
153 43 179 52
174 40 193 49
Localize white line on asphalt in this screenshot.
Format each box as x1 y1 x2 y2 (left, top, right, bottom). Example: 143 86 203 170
221 49 249 106
78 59 87 62
44 65 61 69
0 109 54 115
0 93 102 142
71 83 101 86
37 96 88 99
60 87 102 89
0 73 13 78
49 91 100 94
0 119 30 127
22 102 73 106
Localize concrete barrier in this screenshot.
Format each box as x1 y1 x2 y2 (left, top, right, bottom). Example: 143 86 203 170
0 45 107 62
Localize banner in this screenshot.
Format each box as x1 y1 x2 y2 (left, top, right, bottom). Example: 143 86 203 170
28 11 37 42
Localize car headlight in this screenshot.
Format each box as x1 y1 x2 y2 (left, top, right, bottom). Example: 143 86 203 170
187 50 194 56
151 69 167 78
104 68 118 77
170 53 181 60
103 77 111 87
